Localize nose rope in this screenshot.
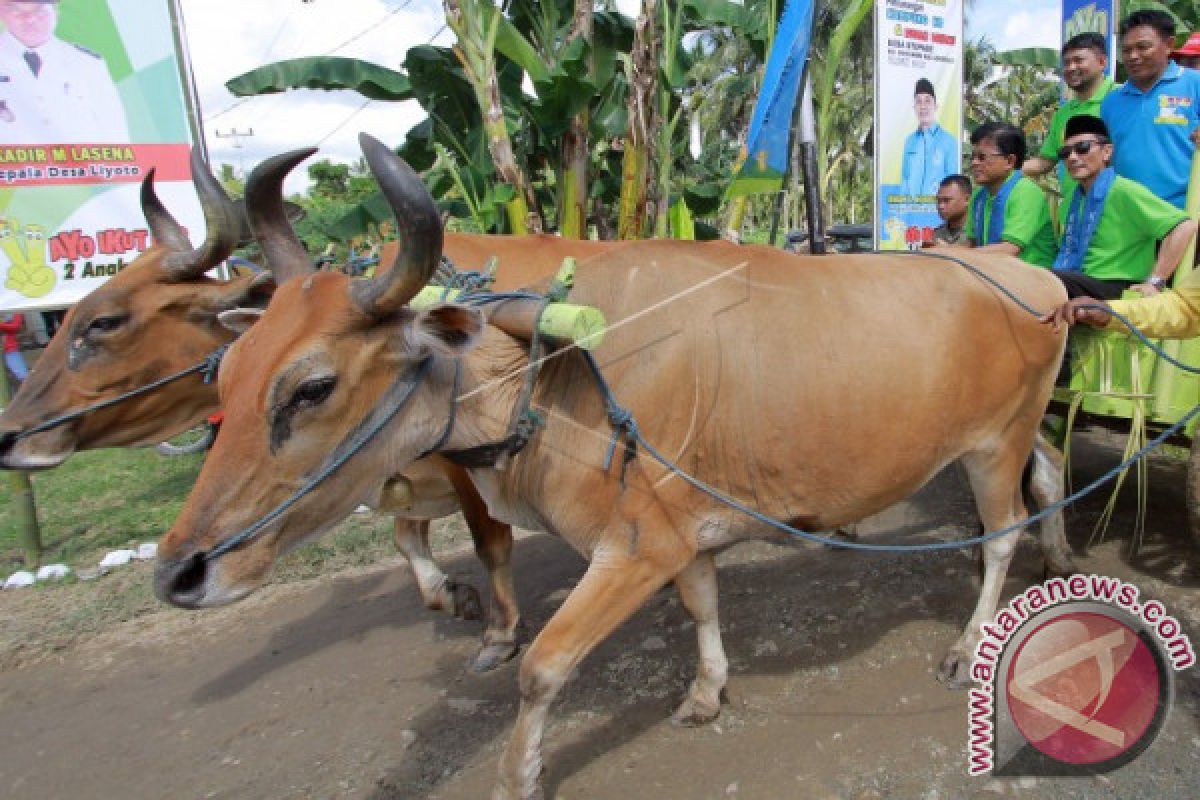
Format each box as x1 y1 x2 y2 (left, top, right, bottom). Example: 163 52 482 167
10 345 228 442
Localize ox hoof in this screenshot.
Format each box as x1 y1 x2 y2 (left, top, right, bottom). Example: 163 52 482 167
1043 556 1079 581
670 689 724 727
468 640 520 674
448 581 484 622
936 650 973 689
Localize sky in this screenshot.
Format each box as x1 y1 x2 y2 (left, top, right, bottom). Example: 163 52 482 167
181 0 1057 195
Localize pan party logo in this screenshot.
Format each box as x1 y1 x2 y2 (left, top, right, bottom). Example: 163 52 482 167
0 215 55 298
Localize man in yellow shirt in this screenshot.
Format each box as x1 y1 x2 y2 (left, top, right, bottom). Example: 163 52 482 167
1043 268 1200 337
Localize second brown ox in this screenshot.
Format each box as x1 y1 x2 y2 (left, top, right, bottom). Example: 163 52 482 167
155 137 1069 799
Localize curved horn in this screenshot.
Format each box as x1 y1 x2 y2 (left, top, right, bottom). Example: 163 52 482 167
140 168 192 251
349 133 443 315
162 148 241 281
244 147 318 284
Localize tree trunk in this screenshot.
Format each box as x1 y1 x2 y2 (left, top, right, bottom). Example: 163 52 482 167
445 0 543 234
617 0 658 240
559 0 593 238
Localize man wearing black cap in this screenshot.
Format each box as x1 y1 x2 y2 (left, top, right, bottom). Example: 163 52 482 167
1051 114 1195 299
900 77 957 197
0 0 128 143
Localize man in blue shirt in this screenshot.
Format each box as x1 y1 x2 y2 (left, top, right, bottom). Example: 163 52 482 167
1101 9 1200 208
900 78 958 197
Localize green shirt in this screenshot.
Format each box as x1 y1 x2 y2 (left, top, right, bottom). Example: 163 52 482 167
966 174 1059 267
1040 77 1116 210
1063 175 1189 281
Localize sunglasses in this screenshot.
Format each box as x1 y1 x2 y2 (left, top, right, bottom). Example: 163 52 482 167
1056 138 1108 160
969 151 1007 162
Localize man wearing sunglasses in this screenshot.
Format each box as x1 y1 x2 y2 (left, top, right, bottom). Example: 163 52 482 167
965 122 1058 266
1050 115 1195 300
1023 32 1115 209
1100 9 1200 210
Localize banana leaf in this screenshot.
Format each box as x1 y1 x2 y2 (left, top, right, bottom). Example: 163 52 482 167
225 56 412 102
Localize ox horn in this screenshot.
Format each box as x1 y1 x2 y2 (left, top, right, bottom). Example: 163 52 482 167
162 148 241 281
243 147 318 284
349 133 443 315
139 168 192 251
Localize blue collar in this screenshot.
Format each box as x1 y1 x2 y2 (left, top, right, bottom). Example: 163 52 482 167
1054 167 1116 272
972 171 1022 245
915 122 943 137
1118 61 1185 95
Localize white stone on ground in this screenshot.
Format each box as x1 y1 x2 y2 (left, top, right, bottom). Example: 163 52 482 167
36 564 70 581
99 549 136 568
4 571 35 589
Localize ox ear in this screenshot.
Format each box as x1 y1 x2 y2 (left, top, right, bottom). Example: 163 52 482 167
218 308 265 335
208 270 277 312
412 304 485 357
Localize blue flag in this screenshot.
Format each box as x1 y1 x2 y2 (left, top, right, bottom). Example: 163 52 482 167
728 0 815 197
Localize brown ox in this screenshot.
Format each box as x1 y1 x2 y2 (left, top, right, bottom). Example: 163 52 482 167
155 138 1069 799
0 147 619 670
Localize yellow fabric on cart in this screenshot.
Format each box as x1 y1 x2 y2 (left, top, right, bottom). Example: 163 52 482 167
1106 269 1200 339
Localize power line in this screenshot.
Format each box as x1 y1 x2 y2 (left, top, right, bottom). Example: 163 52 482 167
321 0 416 57
317 98 375 146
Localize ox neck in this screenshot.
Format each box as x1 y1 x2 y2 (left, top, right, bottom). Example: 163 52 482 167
435 335 531 467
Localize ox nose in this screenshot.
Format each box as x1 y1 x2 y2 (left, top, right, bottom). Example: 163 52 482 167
0 429 16 459
153 551 209 608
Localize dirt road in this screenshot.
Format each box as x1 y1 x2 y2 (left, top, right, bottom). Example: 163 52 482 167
2 432 1199 799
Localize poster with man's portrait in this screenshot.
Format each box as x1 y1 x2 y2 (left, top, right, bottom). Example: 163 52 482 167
0 0 202 311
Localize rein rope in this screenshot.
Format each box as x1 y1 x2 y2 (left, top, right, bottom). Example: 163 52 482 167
199 249 1200 561
11 346 227 442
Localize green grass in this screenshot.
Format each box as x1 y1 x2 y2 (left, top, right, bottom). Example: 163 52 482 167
0 447 427 577
0 446 467 665
1 448 207 569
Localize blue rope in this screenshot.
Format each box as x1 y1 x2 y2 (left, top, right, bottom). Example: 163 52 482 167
582 349 1200 552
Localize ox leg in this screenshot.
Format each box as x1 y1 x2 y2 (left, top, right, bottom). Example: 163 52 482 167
494 544 688 800
670 552 728 726
938 449 1028 688
1028 432 1077 579
393 518 483 621
443 462 522 674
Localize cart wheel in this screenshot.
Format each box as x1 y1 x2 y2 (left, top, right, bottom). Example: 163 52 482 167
1187 438 1200 550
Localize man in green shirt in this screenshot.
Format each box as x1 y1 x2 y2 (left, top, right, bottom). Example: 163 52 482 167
966 122 1059 267
1023 32 1116 208
1050 114 1195 298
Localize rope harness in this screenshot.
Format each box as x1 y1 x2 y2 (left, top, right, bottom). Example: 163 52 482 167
8 346 227 442
24 250 1200 561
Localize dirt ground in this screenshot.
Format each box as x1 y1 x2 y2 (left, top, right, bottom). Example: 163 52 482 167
3 430 1200 800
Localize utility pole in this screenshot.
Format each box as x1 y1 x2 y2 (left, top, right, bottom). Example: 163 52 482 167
0 364 41 567
214 127 255 175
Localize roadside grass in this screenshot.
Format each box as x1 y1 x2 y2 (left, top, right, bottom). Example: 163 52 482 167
0 447 471 666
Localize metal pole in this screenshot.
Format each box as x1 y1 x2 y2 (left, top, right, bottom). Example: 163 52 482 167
0 363 41 567
799 75 826 254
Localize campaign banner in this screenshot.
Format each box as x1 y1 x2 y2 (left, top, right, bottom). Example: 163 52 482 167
727 0 815 197
1063 0 1117 78
874 0 964 249
0 0 201 311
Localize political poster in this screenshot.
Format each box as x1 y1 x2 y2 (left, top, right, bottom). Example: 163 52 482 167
0 0 202 311
874 0 964 249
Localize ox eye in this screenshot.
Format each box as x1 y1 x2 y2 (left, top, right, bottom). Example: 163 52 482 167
289 376 337 411
86 314 128 336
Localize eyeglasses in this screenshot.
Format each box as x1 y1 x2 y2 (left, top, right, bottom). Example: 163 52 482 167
969 151 1006 162
1056 138 1108 160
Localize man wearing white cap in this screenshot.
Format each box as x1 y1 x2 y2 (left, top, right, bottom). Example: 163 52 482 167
0 0 129 144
